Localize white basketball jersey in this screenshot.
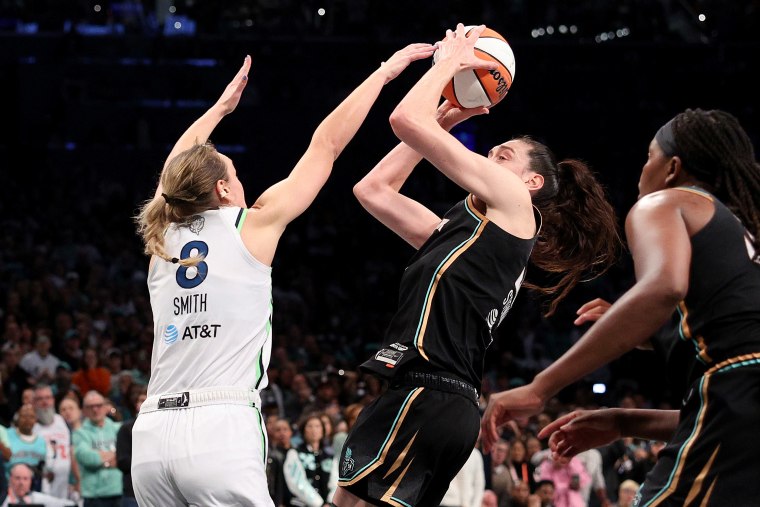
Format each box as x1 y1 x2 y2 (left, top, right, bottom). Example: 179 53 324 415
147 207 273 396
33 414 71 499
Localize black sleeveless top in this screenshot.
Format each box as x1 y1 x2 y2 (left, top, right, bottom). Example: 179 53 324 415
361 195 540 392
651 187 760 394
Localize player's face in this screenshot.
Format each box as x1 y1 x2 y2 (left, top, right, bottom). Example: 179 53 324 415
220 155 247 208
638 138 671 199
487 139 541 189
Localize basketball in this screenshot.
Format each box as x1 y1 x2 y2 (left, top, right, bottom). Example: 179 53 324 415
433 25 516 109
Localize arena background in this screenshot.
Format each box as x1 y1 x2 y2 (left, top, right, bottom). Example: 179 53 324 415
1 0 759 411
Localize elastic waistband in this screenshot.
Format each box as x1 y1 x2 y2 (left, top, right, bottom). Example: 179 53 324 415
140 386 261 413
395 371 479 404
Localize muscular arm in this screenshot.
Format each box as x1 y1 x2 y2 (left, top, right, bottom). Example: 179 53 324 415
388 25 535 238
245 44 436 265
153 56 251 200
354 102 489 249
531 192 691 400
482 191 692 451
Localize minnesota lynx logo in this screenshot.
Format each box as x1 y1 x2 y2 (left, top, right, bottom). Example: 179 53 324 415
188 215 205 235
342 447 355 475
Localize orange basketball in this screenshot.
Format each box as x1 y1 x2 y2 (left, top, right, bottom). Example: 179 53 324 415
434 25 516 109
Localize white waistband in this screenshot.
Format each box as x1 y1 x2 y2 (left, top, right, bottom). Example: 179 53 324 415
140 386 261 413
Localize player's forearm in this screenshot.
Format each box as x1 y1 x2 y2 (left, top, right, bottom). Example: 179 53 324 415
533 281 679 401
164 104 227 168
310 68 388 160
356 142 423 196
617 408 679 442
392 59 457 130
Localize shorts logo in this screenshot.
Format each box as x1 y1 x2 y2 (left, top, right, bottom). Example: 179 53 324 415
389 343 408 351
632 491 642 507
342 447 355 475
164 324 179 345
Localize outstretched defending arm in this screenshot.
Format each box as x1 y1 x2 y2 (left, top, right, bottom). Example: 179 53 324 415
153 55 251 200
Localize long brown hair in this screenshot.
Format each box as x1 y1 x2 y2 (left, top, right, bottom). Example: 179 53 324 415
135 143 227 266
518 136 622 316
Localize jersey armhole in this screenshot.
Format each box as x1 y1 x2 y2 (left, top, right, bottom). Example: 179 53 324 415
235 207 249 233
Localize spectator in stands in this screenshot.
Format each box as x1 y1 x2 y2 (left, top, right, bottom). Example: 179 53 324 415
1 463 74 507
115 386 147 507
1 345 31 417
490 439 514 507
6 404 47 489
535 480 556 507
440 443 486 507
0 423 11 503
284 413 333 506
537 455 589 507
19 335 59 385
73 391 122 506
509 481 532 507
58 397 83 432
509 439 537 492
32 384 74 500
576 448 609 507
72 348 111 397
612 480 639 507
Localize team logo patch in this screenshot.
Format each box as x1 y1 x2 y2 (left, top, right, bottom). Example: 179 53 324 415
375 348 403 368
188 215 205 234
163 324 179 345
342 447 355 475
389 342 408 351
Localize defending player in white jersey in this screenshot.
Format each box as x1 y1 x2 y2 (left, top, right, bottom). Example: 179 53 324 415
132 44 437 506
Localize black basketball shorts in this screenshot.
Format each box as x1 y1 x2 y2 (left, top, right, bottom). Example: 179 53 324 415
336 374 480 507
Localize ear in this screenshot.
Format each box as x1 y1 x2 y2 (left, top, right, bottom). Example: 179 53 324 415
216 179 230 200
664 156 683 186
525 172 545 191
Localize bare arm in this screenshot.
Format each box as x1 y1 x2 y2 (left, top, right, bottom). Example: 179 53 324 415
538 408 679 460
153 55 252 200
354 101 489 249
481 191 691 451
244 44 436 265
388 24 535 238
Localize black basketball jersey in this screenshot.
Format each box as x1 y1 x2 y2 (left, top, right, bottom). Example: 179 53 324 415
651 187 760 391
361 195 540 391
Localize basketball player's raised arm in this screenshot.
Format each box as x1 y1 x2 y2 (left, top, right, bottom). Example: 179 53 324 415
354 101 488 249
153 56 251 200
389 25 529 217
250 43 436 231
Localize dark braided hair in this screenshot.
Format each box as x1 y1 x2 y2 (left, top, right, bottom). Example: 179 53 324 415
671 109 760 260
516 136 623 316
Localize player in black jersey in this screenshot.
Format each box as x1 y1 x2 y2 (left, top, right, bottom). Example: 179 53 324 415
332 25 621 507
483 108 760 506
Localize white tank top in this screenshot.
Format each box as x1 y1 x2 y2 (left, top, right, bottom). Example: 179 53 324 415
146 207 272 396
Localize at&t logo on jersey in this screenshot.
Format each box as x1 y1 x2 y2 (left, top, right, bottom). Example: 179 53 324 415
164 324 179 345
161 323 222 345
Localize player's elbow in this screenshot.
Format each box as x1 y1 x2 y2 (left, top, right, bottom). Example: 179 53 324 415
353 177 383 209
389 106 423 143
641 276 688 306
